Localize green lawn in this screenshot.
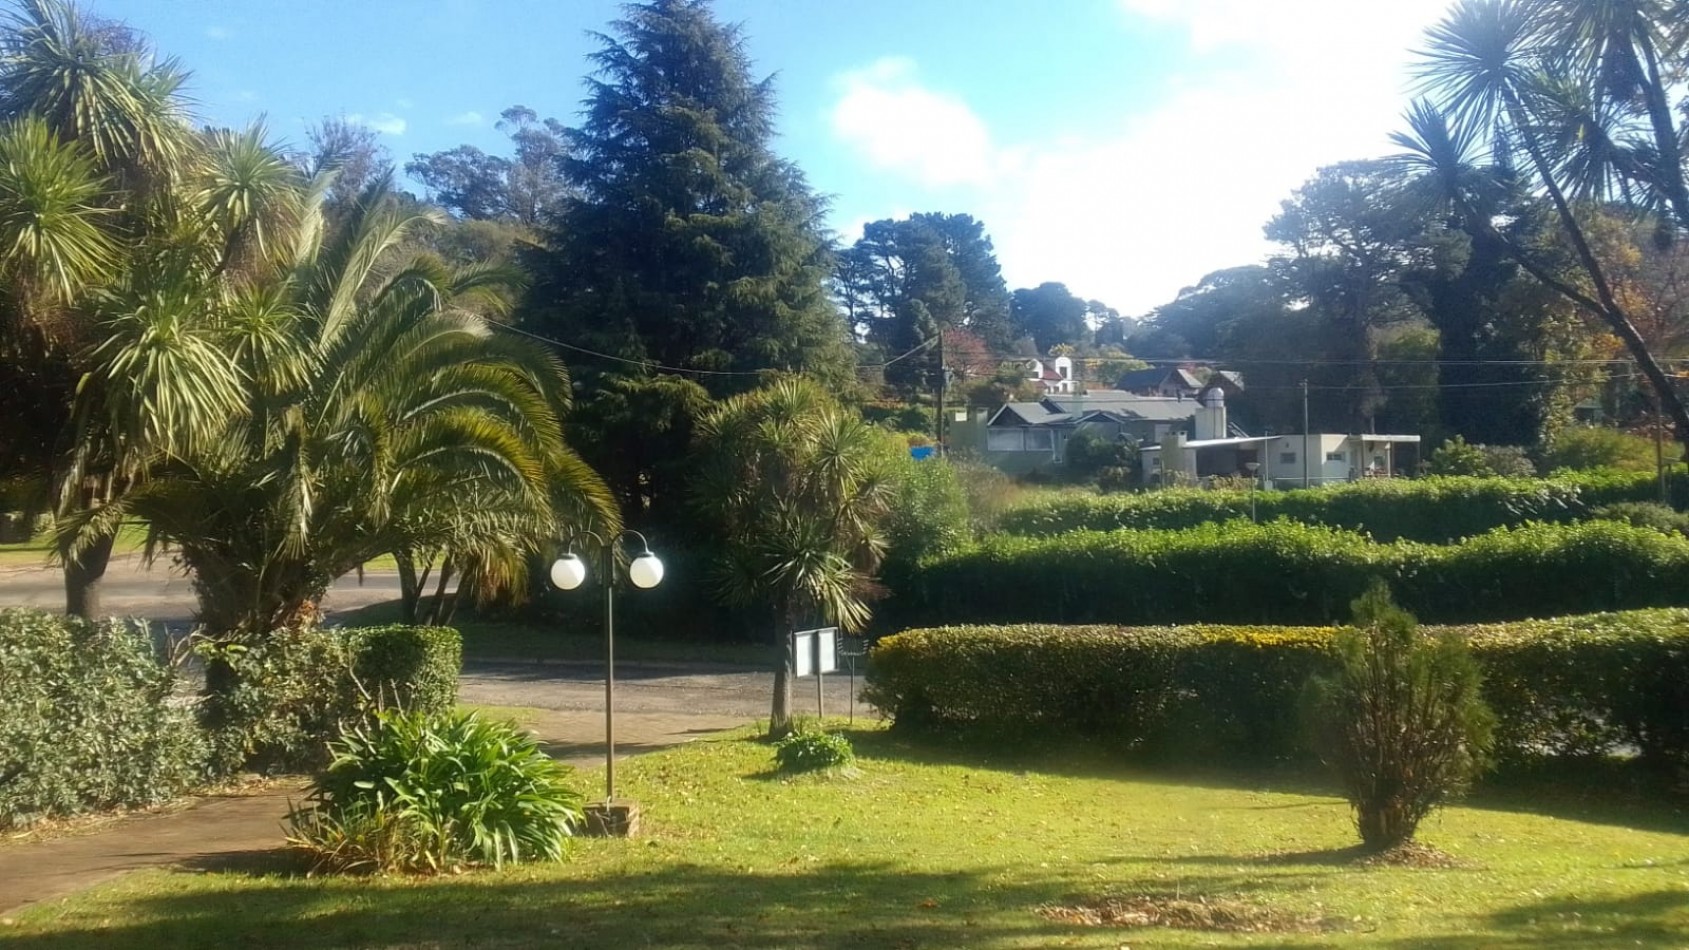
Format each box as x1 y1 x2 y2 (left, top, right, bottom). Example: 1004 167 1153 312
7 726 1688 948
0 523 151 567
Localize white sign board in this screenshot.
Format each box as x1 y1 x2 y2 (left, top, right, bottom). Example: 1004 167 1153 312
794 629 814 677
792 627 838 676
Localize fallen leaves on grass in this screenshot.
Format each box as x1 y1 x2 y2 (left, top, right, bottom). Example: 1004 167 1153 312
1356 840 1465 869
1037 893 1327 934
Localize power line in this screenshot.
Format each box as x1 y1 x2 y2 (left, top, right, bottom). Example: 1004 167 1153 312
490 322 940 376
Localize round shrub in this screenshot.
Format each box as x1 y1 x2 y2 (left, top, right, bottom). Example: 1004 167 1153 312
774 731 856 774
287 709 583 873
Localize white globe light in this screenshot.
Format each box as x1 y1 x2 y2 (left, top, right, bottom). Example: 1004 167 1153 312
627 551 664 589
549 554 587 591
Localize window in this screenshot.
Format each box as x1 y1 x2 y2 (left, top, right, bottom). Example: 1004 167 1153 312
1279 452 1296 465
1025 428 1054 451
987 429 1024 452
1326 451 1346 462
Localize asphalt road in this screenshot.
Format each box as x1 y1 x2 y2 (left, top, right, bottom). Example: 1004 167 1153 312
0 558 871 721
0 555 406 627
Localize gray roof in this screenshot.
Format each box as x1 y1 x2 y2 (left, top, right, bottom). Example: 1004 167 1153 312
1118 367 1203 391
1044 392 1198 422
991 393 1198 427
991 403 1074 426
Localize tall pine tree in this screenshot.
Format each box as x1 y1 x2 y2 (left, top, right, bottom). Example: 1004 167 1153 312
523 0 852 394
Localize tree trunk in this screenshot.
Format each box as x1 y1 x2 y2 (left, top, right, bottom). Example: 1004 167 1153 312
62 530 115 619
769 605 795 737
395 551 421 624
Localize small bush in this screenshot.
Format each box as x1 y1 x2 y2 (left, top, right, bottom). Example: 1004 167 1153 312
287 709 583 873
0 609 205 828
884 458 973 572
1591 501 1689 537
1302 584 1494 850
774 731 856 774
201 625 461 777
1544 426 1659 473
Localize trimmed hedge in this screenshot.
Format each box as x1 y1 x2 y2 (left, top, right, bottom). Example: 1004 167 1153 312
0 609 206 829
886 519 1689 627
202 625 462 776
864 609 1689 766
994 472 1676 543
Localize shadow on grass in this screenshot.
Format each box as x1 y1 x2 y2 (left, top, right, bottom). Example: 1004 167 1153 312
849 726 1689 837
1376 888 1689 949
1 859 1350 950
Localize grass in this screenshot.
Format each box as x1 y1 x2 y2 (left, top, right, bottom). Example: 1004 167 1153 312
6 726 1688 948
0 523 150 567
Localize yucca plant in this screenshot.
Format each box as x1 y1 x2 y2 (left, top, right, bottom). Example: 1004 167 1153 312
287 709 584 874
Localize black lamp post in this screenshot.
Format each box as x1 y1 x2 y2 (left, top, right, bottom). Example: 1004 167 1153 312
549 530 663 834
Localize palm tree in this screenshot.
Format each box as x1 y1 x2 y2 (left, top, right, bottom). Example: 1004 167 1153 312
691 378 903 735
66 185 618 639
1411 0 1689 456
0 0 199 616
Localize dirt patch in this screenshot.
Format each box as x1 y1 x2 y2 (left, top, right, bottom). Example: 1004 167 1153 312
1037 892 1328 934
1355 840 1467 869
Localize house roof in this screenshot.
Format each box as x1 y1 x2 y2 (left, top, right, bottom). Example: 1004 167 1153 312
990 392 1201 427
1044 392 1199 422
1118 366 1203 391
989 402 1074 427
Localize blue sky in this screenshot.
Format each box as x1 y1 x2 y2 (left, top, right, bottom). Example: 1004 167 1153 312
97 0 1455 317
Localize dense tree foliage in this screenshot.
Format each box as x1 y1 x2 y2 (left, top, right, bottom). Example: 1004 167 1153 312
522 0 852 393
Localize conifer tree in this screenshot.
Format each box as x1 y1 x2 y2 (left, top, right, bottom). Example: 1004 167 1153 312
524 0 852 394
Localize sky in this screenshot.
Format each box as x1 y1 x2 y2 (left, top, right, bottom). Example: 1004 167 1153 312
97 0 1458 318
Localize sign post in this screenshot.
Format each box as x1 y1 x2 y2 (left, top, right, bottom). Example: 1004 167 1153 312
792 627 839 719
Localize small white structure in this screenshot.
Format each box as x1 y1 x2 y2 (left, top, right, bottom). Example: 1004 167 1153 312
1144 432 1420 487
1025 355 1075 394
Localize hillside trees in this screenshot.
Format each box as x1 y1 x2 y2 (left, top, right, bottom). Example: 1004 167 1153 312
1410 0 1689 458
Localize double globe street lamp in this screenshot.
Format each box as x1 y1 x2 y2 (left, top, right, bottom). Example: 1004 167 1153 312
549 530 663 835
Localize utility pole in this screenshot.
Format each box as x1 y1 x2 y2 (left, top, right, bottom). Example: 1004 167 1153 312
1301 379 1311 489
935 324 946 456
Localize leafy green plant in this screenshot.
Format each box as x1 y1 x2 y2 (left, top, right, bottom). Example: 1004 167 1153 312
995 471 1666 543
1425 436 1494 476
890 519 1689 628
867 609 1689 768
1590 502 1689 537
0 609 206 828
287 709 583 873
1544 426 1660 473
1302 584 1494 851
200 625 462 777
773 730 856 774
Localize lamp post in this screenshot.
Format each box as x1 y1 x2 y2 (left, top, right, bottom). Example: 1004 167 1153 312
1245 460 1261 522
549 530 663 836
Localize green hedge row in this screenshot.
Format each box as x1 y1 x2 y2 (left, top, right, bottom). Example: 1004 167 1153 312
995 472 1675 543
863 610 1689 766
885 519 1689 627
0 609 205 829
203 624 462 775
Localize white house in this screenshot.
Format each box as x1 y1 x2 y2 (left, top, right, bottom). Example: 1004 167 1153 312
1139 388 1420 486
1024 355 1075 394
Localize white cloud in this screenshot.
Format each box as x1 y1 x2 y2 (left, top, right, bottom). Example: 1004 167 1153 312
205 25 230 40
396 97 415 110
830 58 1002 189
829 0 1457 316
446 110 484 126
347 112 407 136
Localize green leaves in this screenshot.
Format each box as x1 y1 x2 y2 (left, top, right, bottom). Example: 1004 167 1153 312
288 709 584 874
